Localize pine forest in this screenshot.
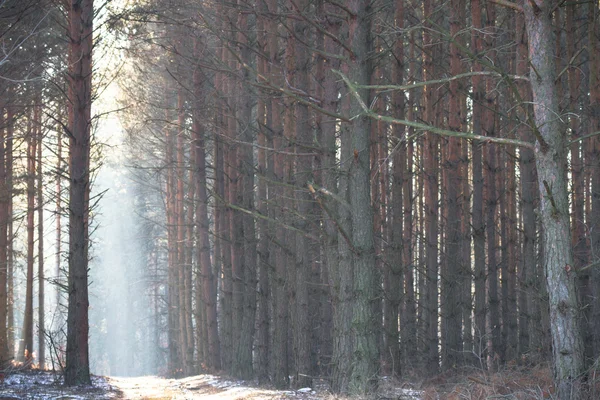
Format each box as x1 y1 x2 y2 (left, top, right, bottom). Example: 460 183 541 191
0 0 598 399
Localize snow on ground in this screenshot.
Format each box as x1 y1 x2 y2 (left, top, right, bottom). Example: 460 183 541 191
108 374 326 399
0 370 117 399
0 371 422 399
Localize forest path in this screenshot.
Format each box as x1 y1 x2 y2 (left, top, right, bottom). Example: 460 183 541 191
108 374 321 399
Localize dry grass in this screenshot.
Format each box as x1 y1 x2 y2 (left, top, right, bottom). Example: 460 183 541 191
421 364 559 399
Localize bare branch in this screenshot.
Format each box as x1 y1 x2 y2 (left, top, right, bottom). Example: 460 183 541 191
334 70 536 151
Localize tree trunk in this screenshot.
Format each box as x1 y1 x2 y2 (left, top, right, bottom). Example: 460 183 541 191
291 0 313 387
65 0 93 385
483 3 501 367
565 0 589 367
331 80 354 393
385 0 404 377
6 103 13 361
346 1 378 393
423 0 439 375
515 12 533 356
164 83 180 375
234 3 257 379
443 0 464 369
175 88 192 376
192 41 221 370
55 111 64 338
318 0 341 381
402 31 418 366
587 0 600 367
38 114 45 368
266 0 288 387
471 0 486 366
255 7 270 383
524 1 584 397
0 104 8 365
20 109 37 365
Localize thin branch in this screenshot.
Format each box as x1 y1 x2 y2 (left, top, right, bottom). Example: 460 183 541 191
213 192 320 242
569 131 600 145
352 71 528 92
556 47 585 83
334 70 536 150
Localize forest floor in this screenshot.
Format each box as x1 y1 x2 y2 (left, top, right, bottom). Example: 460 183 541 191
0 370 421 400
0 364 571 399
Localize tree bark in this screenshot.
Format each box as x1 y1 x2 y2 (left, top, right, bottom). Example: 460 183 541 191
0 104 8 365
38 113 45 368
291 0 313 387
587 0 600 367
423 0 439 375
6 102 13 361
65 0 93 385
346 1 379 393
192 39 221 371
524 0 585 397
443 0 464 369
266 0 289 387
385 0 404 377
515 12 533 356
20 108 37 365
471 0 486 366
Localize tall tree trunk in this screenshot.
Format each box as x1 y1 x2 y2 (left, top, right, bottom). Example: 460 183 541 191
515 11 534 356
255 7 270 383
402 30 418 366
266 0 288 387
6 102 13 361
483 3 501 366
385 0 404 377
524 0 584 397
566 0 588 367
55 112 64 336
291 0 313 387
214 29 232 373
65 0 93 385
331 82 354 394
423 0 439 375
20 109 37 365
319 0 341 382
0 104 8 365
346 1 378 393
443 0 464 369
505 146 518 361
164 83 180 375
471 0 486 366
587 0 600 367
313 0 333 374
234 2 257 379
38 116 45 368
175 88 191 376
192 42 221 371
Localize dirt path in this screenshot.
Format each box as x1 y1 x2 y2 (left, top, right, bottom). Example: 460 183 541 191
0 371 421 399
108 375 320 399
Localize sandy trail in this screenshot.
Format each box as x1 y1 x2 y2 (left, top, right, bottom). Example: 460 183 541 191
108 375 317 399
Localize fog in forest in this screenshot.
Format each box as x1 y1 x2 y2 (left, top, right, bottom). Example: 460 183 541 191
87 91 157 377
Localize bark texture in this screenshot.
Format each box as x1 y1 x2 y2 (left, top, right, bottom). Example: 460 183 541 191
524 1 584 397
65 0 93 385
